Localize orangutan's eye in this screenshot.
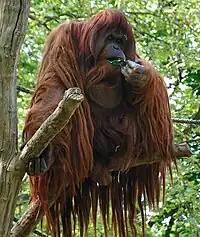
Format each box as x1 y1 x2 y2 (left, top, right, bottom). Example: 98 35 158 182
107 35 114 41
116 38 123 45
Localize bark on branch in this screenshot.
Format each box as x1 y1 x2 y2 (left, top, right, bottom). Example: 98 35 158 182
108 142 193 171
10 87 84 178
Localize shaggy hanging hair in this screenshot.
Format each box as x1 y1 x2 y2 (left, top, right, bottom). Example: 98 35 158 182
23 9 175 237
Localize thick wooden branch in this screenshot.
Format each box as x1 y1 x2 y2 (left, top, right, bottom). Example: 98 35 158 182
10 87 84 178
11 199 42 237
108 142 193 171
11 190 63 237
173 142 193 157
11 190 61 237
92 142 193 185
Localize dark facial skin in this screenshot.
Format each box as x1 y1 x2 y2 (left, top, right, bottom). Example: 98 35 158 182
88 32 126 109
102 32 127 60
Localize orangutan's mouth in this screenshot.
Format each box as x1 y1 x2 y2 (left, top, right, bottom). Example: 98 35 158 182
107 57 127 66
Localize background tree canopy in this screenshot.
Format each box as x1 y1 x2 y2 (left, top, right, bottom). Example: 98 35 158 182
16 0 200 236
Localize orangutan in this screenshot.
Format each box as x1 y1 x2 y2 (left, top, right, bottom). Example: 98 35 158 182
23 9 175 237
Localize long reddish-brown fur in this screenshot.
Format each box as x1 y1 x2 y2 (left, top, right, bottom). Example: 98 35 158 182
23 9 175 237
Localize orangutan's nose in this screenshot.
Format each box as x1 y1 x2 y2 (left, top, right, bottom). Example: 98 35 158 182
113 44 120 50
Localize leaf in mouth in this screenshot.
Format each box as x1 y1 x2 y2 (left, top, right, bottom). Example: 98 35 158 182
107 58 127 66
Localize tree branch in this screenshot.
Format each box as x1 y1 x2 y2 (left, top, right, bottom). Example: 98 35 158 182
11 199 43 237
10 87 84 178
17 85 34 94
108 143 192 171
13 215 48 237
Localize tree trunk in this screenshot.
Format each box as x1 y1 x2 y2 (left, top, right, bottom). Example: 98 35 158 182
0 1 30 236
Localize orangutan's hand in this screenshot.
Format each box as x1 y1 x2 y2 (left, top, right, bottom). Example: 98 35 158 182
21 143 54 176
121 60 147 84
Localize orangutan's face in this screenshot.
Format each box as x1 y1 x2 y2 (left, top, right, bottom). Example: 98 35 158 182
99 31 128 61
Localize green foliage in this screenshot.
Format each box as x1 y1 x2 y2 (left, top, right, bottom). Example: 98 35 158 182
15 177 30 219
148 156 200 237
185 70 200 96
16 0 200 236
